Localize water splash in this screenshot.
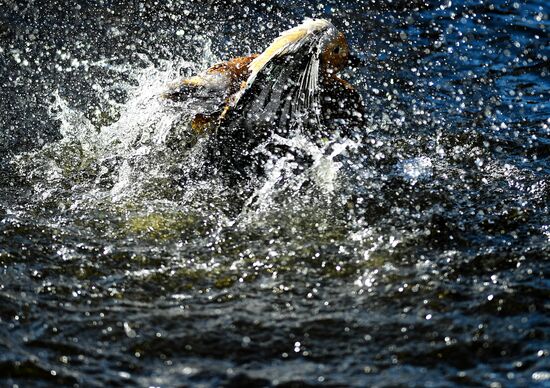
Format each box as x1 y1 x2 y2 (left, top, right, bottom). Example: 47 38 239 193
15 36 374 226
398 156 433 184
15 48 222 204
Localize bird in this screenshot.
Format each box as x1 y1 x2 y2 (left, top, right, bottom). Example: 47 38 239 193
162 18 364 179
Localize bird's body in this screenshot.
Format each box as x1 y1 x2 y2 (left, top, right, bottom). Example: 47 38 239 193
162 19 363 180
162 54 259 134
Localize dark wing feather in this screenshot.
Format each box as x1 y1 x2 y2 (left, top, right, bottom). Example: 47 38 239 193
203 20 339 180
207 54 318 180
209 46 328 179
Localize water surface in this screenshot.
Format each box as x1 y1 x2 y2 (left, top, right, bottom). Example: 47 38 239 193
1 0 549 386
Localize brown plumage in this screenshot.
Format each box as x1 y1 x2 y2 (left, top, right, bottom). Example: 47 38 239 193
161 55 258 134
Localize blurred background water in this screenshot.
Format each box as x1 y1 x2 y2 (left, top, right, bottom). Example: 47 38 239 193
0 0 549 386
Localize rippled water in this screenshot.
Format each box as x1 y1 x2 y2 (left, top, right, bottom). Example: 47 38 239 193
1 0 549 386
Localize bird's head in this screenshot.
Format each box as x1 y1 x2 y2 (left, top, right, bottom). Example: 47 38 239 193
321 31 350 74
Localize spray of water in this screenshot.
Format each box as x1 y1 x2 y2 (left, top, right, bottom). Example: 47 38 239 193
14 40 365 227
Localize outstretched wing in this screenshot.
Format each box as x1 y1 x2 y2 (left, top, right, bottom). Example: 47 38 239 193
226 19 337 130
210 19 338 175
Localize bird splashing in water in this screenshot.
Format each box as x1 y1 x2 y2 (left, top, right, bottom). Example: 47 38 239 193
162 19 363 181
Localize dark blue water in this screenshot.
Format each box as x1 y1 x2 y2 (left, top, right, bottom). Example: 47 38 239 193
1 0 549 386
